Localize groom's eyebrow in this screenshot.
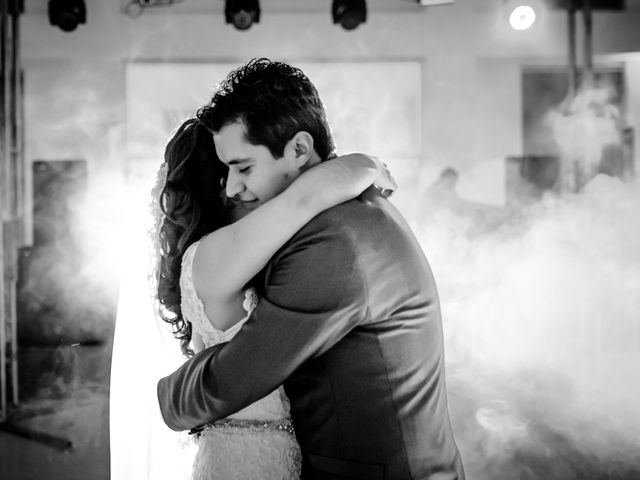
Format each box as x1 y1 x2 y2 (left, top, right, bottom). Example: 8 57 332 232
227 157 252 166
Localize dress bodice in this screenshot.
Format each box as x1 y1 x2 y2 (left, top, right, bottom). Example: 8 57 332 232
179 240 291 421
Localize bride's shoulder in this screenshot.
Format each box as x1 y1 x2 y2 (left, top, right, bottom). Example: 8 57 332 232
185 230 220 262
181 241 198 263
190 228 228 265
181 238 203 266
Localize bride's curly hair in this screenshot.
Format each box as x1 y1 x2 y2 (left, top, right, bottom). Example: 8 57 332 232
157 118 229 356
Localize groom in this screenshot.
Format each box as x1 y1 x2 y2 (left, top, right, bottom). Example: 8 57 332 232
158 58 464 480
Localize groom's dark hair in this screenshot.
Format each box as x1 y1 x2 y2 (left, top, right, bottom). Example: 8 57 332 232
197 58 335 161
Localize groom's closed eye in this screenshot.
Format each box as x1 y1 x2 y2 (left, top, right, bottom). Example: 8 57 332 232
227 157 253 175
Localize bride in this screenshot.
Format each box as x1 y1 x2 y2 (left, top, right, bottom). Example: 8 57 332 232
140 117 394 479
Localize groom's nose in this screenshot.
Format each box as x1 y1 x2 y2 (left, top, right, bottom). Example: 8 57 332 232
225 170 245 198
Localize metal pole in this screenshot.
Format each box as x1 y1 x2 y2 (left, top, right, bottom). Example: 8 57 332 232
8 224 17 405
581 0 595 185
9 0 21 406
582 0 594 91
1 0 9 210
0 0 9 423
561 0 580 192
0 221 5 422
567 0 578 103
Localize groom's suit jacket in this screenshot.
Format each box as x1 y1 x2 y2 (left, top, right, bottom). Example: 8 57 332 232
158 187 465 480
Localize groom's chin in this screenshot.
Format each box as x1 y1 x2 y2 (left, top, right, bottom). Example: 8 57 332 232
227 200 259 222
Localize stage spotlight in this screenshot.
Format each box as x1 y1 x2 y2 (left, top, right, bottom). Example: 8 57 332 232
48 0 86 32
503 0 545 31
509 5 537 30
332 0 367 31
225 0 260 31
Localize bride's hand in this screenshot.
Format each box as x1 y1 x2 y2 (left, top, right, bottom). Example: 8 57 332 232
370 156 397 196
333 153 397 196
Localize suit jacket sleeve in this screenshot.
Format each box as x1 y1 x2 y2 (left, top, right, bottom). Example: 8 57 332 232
157 213 368 431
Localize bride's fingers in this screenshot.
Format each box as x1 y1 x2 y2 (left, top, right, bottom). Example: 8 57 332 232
379 163 397 190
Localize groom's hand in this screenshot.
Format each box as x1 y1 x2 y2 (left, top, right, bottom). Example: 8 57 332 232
157 343 227 431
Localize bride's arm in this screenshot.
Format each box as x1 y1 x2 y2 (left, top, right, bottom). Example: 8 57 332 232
193 154 392 307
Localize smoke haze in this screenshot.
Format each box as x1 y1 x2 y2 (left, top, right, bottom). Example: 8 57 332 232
413 169 640 479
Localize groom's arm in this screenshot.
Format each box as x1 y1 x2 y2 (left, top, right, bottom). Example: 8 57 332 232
157 211 368 431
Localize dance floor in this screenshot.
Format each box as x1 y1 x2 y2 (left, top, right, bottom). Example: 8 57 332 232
0 342 638 480
0 344 110 480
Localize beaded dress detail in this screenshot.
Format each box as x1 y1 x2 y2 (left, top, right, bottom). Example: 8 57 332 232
180 240 301 480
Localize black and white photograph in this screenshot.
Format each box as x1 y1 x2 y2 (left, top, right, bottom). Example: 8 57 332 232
0 1 639 479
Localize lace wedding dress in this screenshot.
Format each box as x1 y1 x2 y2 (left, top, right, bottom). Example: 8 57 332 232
180 240 302 480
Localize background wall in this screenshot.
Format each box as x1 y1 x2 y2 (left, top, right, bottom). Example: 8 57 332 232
20 0 640 218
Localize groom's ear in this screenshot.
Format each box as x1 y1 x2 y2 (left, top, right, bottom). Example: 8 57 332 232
285 131 314 169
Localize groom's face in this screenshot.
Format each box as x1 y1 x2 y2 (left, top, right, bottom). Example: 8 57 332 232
214 121 296 219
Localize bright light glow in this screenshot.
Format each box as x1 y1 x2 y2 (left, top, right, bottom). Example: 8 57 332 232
509 5 536 31
110 175 196 479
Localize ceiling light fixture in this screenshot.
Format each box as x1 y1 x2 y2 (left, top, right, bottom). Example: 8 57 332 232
332 0 367 31
509 4 537 30
225 0 260 31
48 0 86 32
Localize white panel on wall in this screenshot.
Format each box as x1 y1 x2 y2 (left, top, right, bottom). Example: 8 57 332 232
126 63 235 164
299 62 422 158
126 61 422 189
